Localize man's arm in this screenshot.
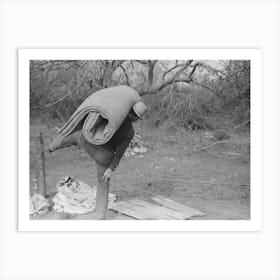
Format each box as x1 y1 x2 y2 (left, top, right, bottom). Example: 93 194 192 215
109 127 135 171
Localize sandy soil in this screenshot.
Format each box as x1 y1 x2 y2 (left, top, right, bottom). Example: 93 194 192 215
30 124 250 220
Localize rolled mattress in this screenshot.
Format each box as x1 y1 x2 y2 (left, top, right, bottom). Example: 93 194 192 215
58 86 141 145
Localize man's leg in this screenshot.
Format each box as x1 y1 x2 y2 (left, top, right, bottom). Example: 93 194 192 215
95 164 110 220
49 131 81 152
73 134 114 220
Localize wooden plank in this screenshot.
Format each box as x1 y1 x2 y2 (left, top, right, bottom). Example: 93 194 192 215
128 198 189 220
152 195 205 217
110 198 190 220
109 200 153 220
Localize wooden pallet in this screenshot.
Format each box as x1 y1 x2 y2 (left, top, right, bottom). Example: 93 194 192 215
109 196 205 220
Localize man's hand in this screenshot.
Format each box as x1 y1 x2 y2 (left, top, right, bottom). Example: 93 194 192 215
102 168 112 183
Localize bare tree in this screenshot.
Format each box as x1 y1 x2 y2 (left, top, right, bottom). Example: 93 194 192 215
30 59 249 129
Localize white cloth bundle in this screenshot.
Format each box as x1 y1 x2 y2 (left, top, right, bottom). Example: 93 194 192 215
53 176 116 215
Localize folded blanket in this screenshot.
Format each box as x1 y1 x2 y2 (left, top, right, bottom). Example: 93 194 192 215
59 86 141 145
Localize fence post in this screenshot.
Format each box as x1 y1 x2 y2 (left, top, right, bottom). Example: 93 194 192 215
35 132 46 197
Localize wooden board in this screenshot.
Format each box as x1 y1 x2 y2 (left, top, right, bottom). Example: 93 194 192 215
109 198 191 220
152 195 205 217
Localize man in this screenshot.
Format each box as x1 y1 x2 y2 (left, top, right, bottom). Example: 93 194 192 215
49 101 147 219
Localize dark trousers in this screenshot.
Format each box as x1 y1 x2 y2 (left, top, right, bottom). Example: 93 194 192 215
51 131 114 219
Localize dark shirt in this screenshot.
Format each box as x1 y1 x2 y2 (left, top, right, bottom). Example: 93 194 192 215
101 117 135 171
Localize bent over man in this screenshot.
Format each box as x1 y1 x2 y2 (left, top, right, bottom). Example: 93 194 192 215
49 101 147 220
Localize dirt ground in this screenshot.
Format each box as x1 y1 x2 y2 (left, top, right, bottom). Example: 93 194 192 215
30 123 250 220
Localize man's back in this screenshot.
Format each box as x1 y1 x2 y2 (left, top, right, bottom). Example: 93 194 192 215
101 117 134 153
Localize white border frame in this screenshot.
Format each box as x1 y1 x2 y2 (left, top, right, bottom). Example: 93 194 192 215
19 49 262 232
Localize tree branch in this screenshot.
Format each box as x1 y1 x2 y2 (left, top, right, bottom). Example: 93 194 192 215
147 60 158 86
168 60 193 93
119 64 131 86
135 60 149 65
36 65 94 109
141 78 219 96
141 60 193 95
162 62 186 81
191 80 219 95
187 140 250 159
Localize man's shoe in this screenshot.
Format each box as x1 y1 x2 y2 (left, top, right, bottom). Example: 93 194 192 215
49 134 64 152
